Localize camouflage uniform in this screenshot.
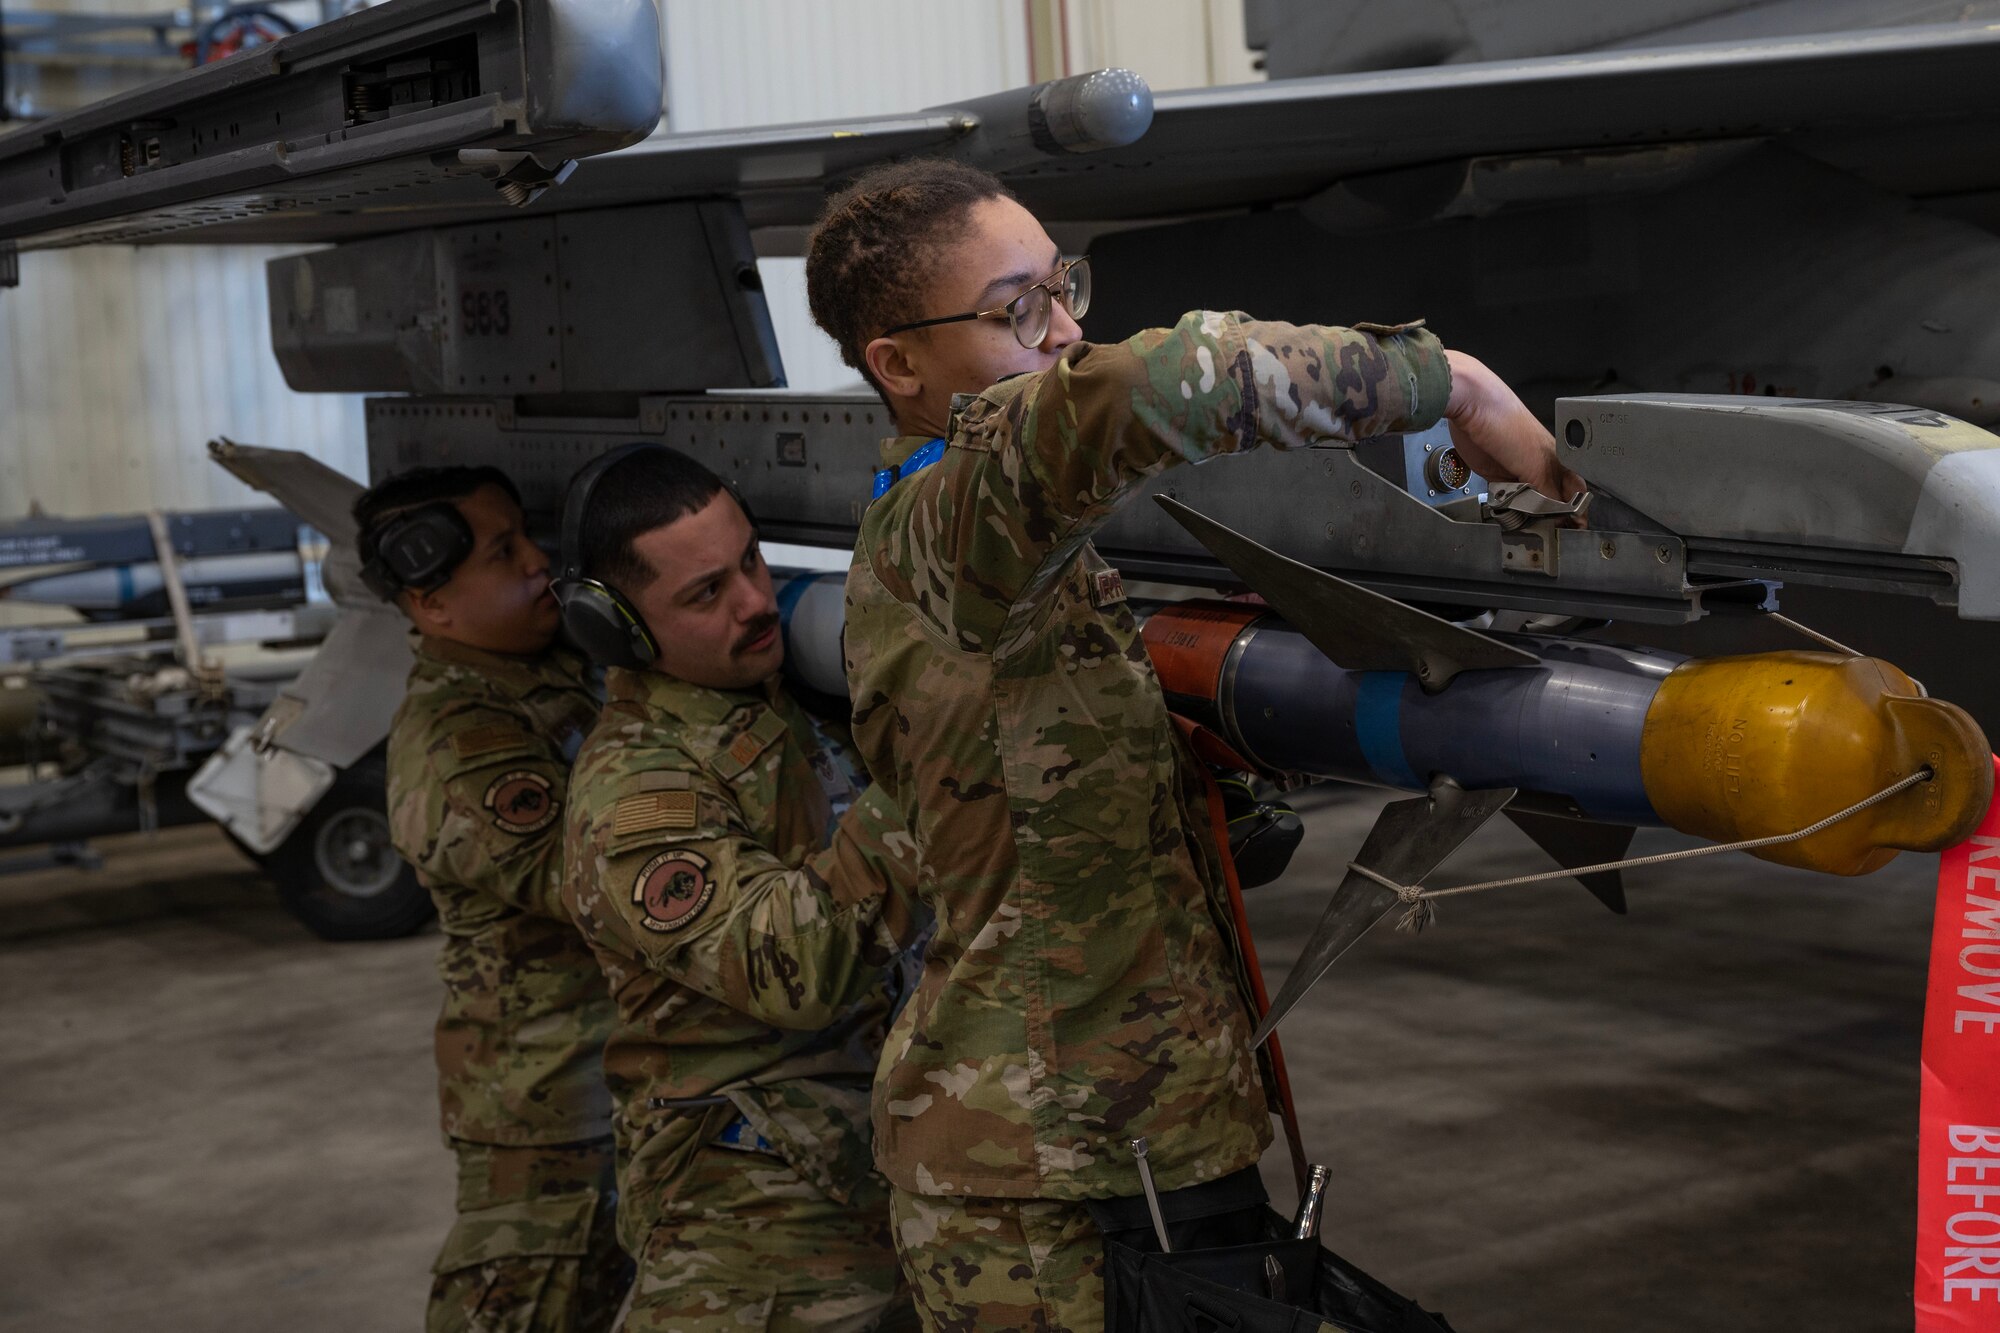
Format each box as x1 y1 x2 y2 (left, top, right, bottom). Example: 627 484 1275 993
563 666 922 1332
387 636 629 1333
844 312 1451 1329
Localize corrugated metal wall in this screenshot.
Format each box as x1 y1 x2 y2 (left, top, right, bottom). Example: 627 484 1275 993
661 0 1032 133
0 0 368 519
1066 0 1264 91
0 0 1262 508
0 246 367 518
662 0 1034 392
673 0 1262 393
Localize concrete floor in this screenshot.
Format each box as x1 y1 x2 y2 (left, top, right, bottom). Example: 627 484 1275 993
0 826 451 1332
0 790 1931 1331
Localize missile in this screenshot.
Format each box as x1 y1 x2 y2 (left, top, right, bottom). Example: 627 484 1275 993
1151 498 1993 1042
1148 496 1991 865
1146 595 1996 1037
943 68 1154 171
0 552 305 620
779 551 1989 873
771 492 1995 1044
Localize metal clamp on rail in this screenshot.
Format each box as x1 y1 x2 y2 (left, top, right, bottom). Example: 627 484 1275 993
1482 482 1593 577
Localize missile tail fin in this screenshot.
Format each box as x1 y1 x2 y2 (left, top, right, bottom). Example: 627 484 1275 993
1252 776 1516 1046
209 438 363 547
1502 808 1634 914
1155 496 1536 690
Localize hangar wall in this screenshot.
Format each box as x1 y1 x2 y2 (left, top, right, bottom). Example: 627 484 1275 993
0 0 1259 515
681 0 1263 393
0 245 369 517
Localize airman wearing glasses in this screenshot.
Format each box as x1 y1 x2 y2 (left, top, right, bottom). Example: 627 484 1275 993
804 159 1581 1333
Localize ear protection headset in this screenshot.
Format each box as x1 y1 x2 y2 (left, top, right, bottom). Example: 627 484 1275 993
358 503 475 601
553 443 665 670
554 444 765 671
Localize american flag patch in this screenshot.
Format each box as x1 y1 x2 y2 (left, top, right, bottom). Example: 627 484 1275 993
613 790 698 836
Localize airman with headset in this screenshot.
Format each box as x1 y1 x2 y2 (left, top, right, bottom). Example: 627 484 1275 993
359 465 631 1333
553 443 924 1332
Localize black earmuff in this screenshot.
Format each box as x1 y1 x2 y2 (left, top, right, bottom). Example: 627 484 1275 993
553 443 665 670
359 502 475 600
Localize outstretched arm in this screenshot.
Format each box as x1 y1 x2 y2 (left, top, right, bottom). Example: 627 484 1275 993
889 311 1575 649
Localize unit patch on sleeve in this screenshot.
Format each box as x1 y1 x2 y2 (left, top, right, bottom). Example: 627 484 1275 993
1091 567 1126 608
482 770 559 834
632 850 714 933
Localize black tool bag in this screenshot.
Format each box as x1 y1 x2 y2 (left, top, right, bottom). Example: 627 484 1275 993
1087 1170 1459 1333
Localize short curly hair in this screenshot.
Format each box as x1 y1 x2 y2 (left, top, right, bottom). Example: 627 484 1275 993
805 159 1014 394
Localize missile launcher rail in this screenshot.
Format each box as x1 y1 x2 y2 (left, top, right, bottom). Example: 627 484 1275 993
0 0 664 257
363 388 2000 627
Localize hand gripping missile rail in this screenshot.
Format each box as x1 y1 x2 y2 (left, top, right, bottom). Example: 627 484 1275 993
773 495 1994 1046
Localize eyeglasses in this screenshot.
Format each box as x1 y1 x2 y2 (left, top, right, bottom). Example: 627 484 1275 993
883 256 1091 350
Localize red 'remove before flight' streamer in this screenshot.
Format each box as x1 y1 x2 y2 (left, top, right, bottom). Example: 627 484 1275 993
1917 755 2000 1328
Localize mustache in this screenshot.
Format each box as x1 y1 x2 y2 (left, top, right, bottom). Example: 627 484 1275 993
732 613 780 655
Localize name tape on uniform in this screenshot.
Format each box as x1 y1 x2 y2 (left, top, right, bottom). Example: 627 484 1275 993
453 724 524 761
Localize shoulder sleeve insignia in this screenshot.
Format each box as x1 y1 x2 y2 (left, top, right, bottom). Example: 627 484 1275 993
452 723 524 761
1090 567 1126 608
633 849 714 933
482 769 559 834
613 790 698 836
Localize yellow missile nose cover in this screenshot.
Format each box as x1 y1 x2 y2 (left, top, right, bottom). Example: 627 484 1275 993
1640 652 1993 876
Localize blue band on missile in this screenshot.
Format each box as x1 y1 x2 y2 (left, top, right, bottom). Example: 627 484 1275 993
775 571 820 632
118 565 133 604
1356 672 1420 789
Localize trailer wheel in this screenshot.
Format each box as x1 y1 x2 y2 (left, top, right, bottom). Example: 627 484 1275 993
265 754 433 941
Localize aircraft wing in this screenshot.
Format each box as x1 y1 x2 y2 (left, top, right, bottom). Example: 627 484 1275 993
6 17 2000 252
0 0 1148 254
1013 21 2000 224
532 20 2000 237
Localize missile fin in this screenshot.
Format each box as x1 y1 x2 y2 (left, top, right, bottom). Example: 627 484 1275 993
1252 776 1516 1046
1156 496 1536 691
209 438 364 546
1502 808 1634 914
